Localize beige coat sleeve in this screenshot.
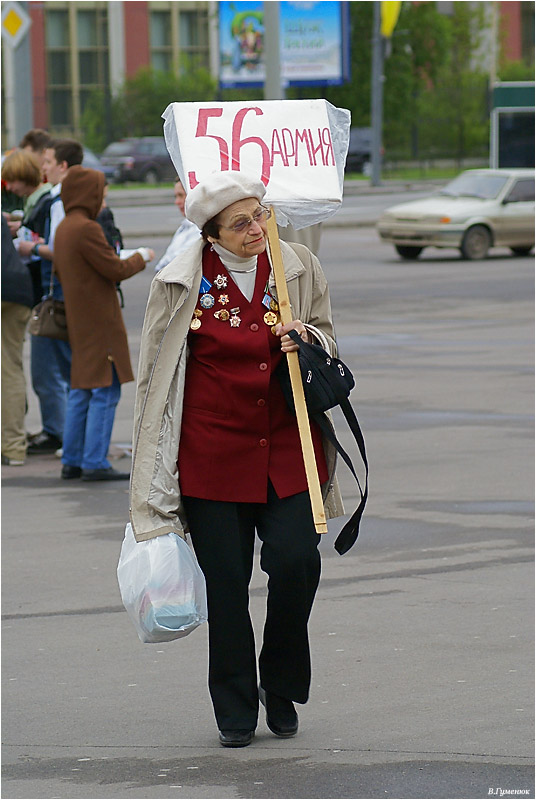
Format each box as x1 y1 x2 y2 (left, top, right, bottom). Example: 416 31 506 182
285 242 338 356
132 278 174 438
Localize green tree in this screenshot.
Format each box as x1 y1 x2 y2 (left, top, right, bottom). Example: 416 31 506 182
81 64 217 152
498 60 535 81
383 2 490 162
383 1 450 158
430 2 489 162
285 2 372 127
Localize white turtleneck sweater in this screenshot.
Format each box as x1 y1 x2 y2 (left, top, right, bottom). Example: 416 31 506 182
212 242 271 303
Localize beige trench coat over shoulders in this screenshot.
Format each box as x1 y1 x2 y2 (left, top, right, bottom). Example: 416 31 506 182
129 238 344 543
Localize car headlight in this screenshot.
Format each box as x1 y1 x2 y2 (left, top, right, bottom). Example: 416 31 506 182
419 215 452 224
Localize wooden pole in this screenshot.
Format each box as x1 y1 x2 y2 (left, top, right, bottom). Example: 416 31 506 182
266 208 328 534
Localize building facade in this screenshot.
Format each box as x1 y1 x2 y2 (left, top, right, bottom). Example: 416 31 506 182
2 0 217 146
1 0 534 149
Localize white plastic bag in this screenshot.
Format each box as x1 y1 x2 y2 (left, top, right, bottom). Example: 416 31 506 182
117 523 207 643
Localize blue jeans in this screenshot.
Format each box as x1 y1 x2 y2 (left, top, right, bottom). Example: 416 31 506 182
30 335 71 441
61 367 121 470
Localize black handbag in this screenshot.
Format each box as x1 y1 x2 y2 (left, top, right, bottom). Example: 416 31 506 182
277 329 368 555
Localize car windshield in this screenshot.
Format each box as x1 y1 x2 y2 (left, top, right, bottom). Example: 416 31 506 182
82 149 103 168
103 141 134 156
439 173 509 199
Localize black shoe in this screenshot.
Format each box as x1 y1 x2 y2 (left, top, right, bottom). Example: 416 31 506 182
218 729 255 748
259 686 298 738
81 467 130 481
61 465 82 479
27 432 62 455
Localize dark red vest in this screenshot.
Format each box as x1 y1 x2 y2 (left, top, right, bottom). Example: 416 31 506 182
178 245 328 503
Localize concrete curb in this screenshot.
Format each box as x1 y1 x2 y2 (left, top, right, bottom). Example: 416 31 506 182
108 179 444 208
118 218 379 238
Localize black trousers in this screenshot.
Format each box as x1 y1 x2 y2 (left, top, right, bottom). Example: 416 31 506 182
183 483 321 731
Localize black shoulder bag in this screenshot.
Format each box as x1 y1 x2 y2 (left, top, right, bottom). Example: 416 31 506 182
277 329 368 555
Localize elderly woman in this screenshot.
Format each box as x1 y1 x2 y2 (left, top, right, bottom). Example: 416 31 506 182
130 171 343 748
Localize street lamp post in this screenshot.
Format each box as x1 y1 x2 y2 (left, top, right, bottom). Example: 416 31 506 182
264 1 283 101
370 1 384 187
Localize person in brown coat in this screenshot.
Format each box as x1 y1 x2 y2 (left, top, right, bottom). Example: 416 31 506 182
54 165 154 481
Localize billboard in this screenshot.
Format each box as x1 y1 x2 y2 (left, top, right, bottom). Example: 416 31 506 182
490 82 535 169
219 1 349 89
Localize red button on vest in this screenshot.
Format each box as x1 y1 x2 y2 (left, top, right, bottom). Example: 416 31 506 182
250 323 259 332
259 438 268 447
257 398 266 407
259 362 268 371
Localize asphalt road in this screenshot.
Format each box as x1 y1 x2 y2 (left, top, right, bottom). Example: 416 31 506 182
2 217 534 799
109 183 438 236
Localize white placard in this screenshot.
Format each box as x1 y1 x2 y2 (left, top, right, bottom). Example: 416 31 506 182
162 99 350 229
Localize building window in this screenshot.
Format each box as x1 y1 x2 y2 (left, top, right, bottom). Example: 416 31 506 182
150 11 172 72
179 9 209 58
521 2 535 66
44 2 109 135
46 9 72 128
77 8 109 118
150 4 209 74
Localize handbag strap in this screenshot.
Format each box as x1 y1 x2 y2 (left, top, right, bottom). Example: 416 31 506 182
44 194 62 298
47 264 55 298
288 329 369 554
313 400 369 555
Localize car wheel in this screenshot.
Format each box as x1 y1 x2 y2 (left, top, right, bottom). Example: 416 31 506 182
144 168 159 184
460 225 491 260
395 245 423 259
510 246 533 256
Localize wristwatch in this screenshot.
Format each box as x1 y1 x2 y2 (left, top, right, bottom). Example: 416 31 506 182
32 243 40 257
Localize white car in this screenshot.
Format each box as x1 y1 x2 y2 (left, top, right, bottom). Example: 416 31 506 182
377 168 535 260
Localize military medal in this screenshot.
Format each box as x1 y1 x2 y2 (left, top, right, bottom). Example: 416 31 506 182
200 293 215 309
263 282 279 313
214 309 230 321
214 274 228 289
200 276 212 294
230 307 241 327
190 317 201 330
218 294 229 305
193 309 202 317
263 311 278 326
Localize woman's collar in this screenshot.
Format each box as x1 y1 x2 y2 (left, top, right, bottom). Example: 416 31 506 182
212 241 258 272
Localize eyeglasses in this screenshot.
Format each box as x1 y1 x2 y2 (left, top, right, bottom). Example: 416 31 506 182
219 206 272 235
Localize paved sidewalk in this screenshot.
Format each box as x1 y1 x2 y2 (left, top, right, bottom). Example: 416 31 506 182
2 224 533 800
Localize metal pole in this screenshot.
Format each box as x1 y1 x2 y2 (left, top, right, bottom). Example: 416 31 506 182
370 1 384 187
263 1 283 100
3 43 17 148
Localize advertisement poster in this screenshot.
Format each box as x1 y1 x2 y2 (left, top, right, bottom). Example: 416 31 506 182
219 1 349 89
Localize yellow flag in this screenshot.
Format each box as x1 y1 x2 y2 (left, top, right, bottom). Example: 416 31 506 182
381 0 401 38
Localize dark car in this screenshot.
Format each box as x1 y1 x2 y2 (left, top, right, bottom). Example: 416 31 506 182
345 127 372 174
82 147 116 182
99 137 176 184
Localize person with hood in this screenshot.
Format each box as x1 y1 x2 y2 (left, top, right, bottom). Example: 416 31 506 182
54 165 154 481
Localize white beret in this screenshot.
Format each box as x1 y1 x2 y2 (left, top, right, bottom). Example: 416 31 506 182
184 171 266 230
